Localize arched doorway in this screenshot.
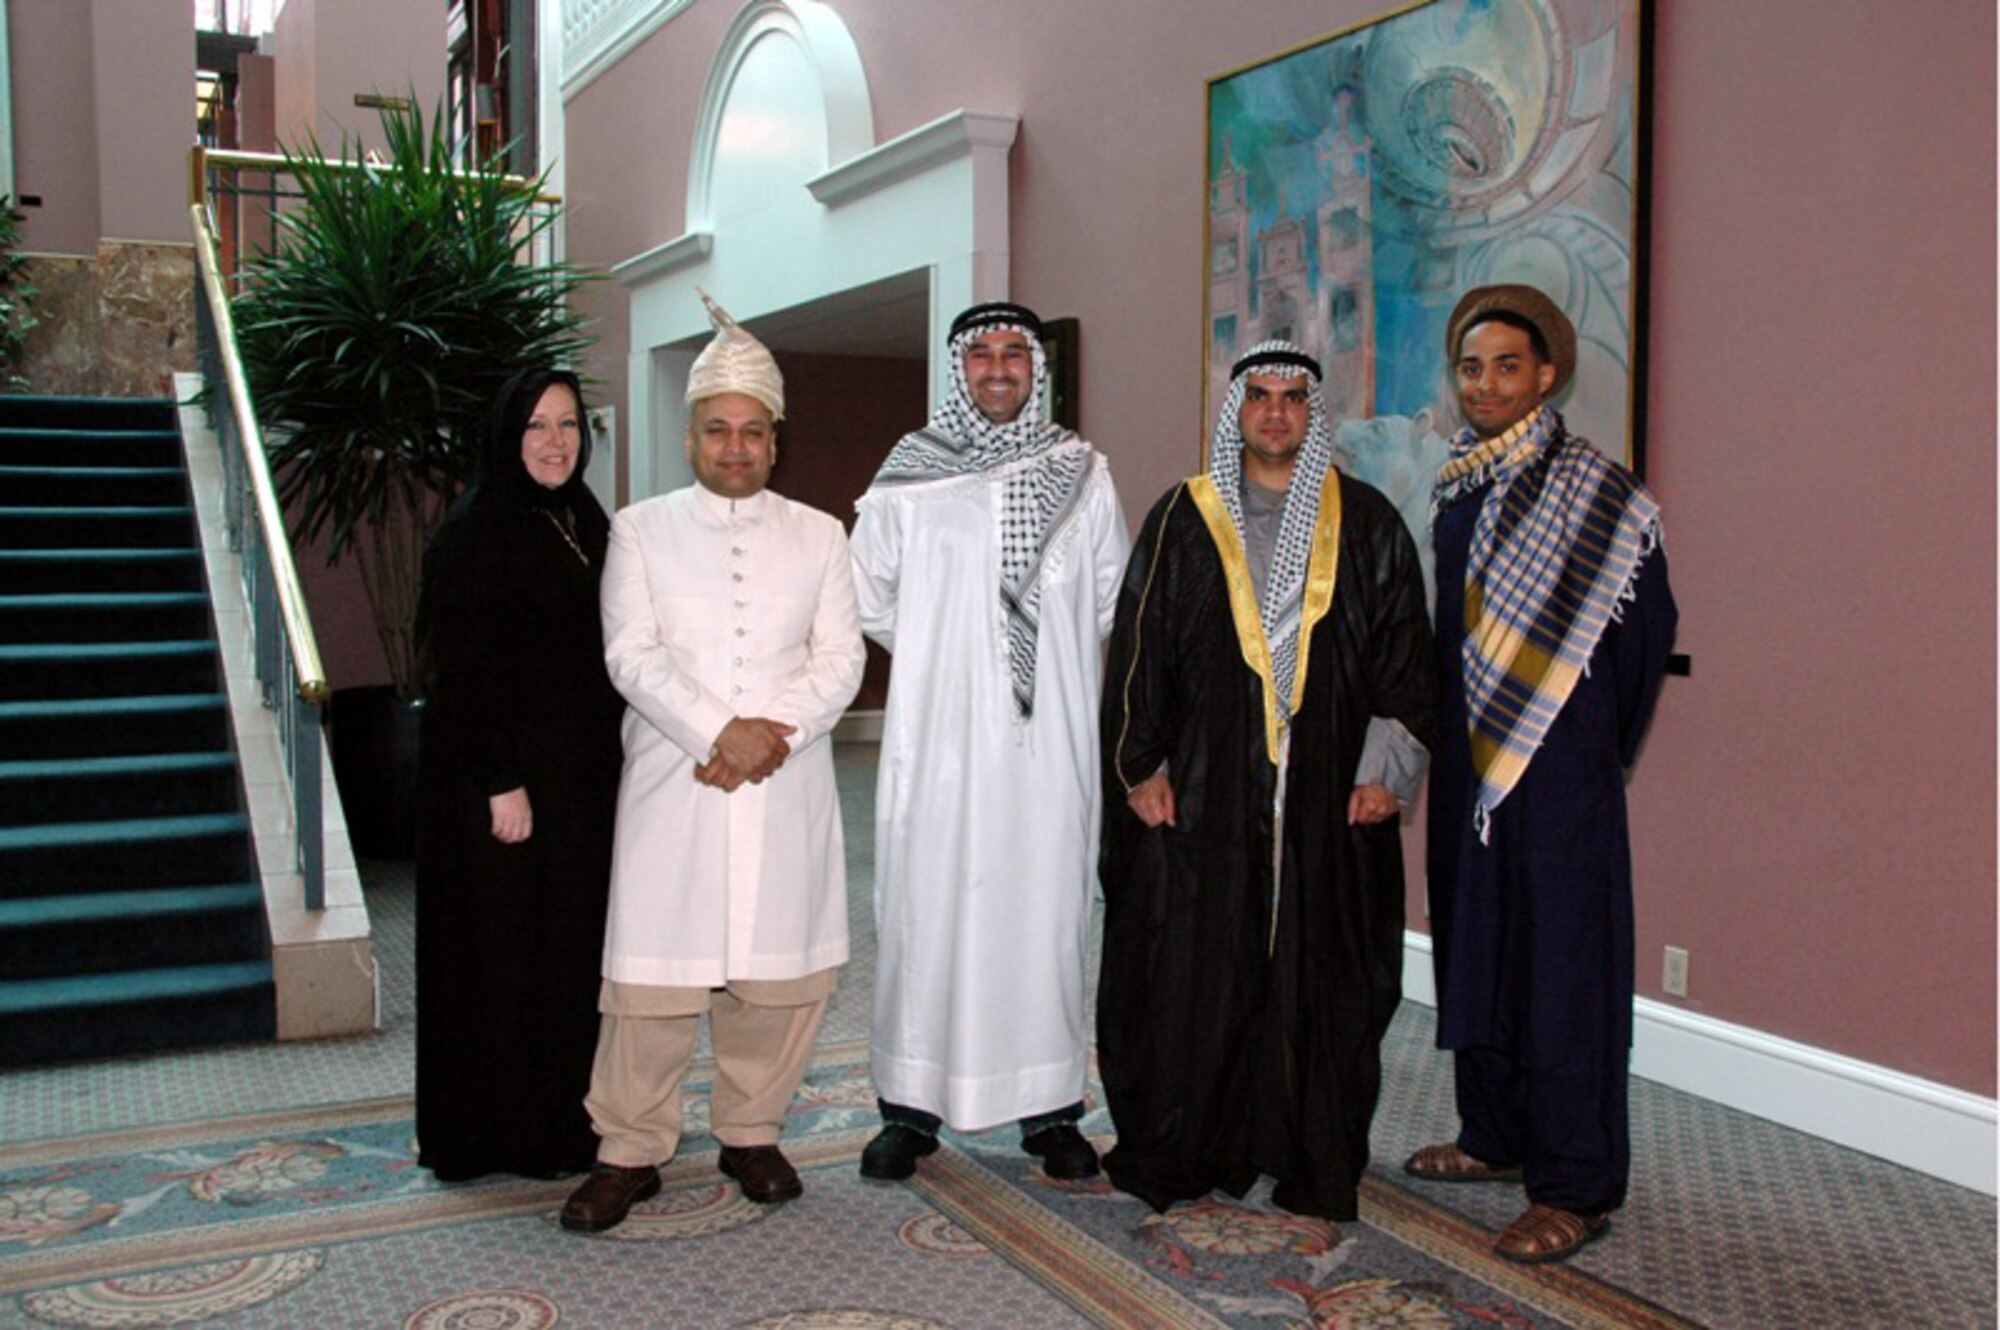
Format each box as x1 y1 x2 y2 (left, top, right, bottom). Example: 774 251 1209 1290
613 0 1018 504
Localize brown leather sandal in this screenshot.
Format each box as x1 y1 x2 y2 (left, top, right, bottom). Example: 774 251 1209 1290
1494 1203 1610 1264
1401 1142 1522 1182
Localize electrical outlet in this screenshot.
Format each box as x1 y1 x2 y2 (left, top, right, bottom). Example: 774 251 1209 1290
1661 946 1689 997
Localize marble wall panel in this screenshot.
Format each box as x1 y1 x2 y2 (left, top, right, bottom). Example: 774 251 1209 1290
19 241 197 397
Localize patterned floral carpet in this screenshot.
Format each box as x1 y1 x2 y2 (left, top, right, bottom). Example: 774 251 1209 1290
1 1037 1703 1329
4 746 1993 1327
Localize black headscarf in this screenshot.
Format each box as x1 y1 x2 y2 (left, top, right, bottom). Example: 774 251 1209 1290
418 369 612 685
414 366 616 716
471 367 599 515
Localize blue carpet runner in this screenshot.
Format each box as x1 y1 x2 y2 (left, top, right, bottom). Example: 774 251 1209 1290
0 394 273 1066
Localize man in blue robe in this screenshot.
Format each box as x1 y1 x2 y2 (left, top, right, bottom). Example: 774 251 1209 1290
1406 285 1678 1265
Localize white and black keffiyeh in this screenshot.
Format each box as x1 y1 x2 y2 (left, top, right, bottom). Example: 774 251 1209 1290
868 319 1089 720
1206 339 1336 734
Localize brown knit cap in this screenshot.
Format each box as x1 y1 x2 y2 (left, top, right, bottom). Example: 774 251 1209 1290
1445 284 1577 395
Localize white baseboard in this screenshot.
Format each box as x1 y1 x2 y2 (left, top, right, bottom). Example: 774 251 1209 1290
1400 930 1997 1196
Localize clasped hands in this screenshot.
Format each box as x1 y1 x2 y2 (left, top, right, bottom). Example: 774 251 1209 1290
696 716 797 792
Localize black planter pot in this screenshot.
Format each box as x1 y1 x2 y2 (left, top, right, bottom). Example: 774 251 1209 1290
328 685 425 860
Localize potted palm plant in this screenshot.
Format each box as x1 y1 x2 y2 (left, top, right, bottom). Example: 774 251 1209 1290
233 100 592 856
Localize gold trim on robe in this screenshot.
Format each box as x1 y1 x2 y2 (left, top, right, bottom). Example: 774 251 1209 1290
1187 470 1343 766
1113 484 1185 794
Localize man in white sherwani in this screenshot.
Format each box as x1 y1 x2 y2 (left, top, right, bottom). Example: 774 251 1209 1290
562 297 864 1233
849 302 1129 1182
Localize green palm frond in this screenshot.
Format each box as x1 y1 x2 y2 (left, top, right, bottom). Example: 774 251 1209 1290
232 98 595 695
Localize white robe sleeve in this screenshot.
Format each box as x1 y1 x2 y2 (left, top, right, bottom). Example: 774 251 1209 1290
767 519 866 752
1085 460 1132 639
601 507 736 761
850 492 902 651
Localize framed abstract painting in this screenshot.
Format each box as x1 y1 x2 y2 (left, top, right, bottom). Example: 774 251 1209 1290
1204 0 1652 584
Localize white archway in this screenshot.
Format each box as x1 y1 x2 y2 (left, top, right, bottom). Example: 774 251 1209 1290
611 0 1017 499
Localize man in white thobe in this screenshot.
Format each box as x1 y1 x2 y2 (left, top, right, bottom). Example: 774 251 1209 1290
849 301 1129 1182
562 296 864 1233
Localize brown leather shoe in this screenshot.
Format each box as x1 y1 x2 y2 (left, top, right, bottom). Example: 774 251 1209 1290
1403 1142 1522 1183
718 1144 803 1203
559 1162 661 1232
1494 1203 1610 1264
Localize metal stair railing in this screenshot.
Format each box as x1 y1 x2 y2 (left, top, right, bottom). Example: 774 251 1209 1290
186 144 559 912
189 200 332 911
188 145 561 288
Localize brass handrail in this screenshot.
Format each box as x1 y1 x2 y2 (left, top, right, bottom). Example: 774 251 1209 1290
188 200 329 705
190 144 557 207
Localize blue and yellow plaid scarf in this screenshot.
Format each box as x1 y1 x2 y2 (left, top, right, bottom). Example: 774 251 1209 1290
1431 407 1663 841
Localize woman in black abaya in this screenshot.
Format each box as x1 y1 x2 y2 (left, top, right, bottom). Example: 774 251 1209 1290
414 368 625 1181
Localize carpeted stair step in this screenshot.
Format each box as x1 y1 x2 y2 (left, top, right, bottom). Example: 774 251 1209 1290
0 883 265 978
0 641 220 700
0 548 205 594
0 396 175 434
0 464 189 507
0 395 276 1067
0 959 275 1066
0 426 183 468
0 591 213 643
0 811 254 896
0 751 241 825
0 693 232 760
0 506 197 550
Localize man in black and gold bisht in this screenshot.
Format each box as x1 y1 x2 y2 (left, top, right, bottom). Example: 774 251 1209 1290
1096 340 1435 1234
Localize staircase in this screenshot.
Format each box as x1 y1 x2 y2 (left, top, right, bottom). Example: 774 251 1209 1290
0 395 274 1066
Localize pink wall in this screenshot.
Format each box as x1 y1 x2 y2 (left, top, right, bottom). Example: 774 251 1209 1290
237 52 276 153
295 533 395 692
271 0 446 155
560 0 1995 1095
10 0 101 255
269 0 315 150
11 0 203 250
90 0 192 242
1630 2 1993 1092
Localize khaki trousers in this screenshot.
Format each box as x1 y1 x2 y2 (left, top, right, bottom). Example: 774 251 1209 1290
583 971 833 1167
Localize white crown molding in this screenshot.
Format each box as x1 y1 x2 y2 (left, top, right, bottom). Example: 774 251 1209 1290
560 0 694 101
612 229 713 286
808 109 1020 208
1399 930 1997 1195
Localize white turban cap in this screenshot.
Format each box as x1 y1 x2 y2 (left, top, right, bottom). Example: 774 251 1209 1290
685 289 784 421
